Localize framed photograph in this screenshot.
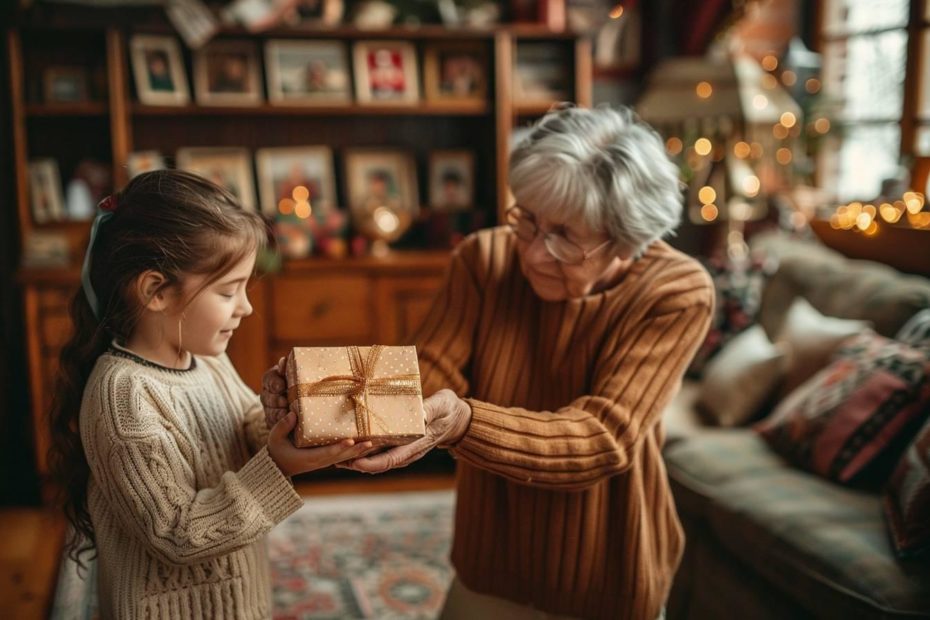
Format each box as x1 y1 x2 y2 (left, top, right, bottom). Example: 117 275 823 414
513 42 572 104
28 158 66 224
265 40 351 105
193 40 262 106
256 146 337 217
130 35 190 106
429 150 474 210
344 149 419 221
176 147 258 212
353 41 419 104
126 150 167 179
423 42 487 104
43 66 88 103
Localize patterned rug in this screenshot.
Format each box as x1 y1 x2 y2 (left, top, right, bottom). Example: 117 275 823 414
51 490 456 619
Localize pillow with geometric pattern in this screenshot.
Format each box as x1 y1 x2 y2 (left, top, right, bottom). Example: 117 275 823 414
897 308 930 349
755 330 930 484
883 417 930 558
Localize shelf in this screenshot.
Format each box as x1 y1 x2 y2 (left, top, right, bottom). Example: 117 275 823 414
128 24 580 41
809 218 930 276
25 102 109 117
131 101 491 117
514 102 561 116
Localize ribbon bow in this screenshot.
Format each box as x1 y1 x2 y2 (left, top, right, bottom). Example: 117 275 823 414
288 345 421 438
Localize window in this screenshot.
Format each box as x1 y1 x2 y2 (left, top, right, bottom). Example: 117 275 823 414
819 0 911 201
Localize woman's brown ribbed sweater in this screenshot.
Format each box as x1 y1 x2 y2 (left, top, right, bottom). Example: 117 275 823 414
415 227 713 620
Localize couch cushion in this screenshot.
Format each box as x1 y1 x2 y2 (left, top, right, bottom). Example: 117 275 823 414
666 431 930 616
884 416 930 558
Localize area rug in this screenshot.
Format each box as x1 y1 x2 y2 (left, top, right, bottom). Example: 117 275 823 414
51 490 456 619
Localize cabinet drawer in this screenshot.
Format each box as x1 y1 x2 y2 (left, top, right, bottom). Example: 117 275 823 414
271 275 372 342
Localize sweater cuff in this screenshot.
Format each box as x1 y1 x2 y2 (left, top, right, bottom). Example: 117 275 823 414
451 398 502 457
238 446 304 523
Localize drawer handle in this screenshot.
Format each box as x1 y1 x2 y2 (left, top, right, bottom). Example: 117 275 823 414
311 300 332 318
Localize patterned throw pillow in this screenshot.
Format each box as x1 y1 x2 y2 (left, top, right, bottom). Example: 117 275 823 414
687 255 770 378
896 308 930 349
755 330 930 484
884 418 930 558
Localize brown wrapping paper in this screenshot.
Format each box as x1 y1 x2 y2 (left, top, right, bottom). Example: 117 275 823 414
286 345 426 448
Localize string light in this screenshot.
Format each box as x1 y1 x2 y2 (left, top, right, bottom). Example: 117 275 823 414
694 138 712 156
733 141 751 159
666 136 683 155
752 94 769 110
776 148 792 164
278 198 295 215
781 70 797 86
698 186 717 204
805 78 821 93
779 112 797 128
761 55 778 71
813 118 830 133
742 175 760 197
700 203 719 221
773 124 789 139
609 4 624 19
696 81 713 98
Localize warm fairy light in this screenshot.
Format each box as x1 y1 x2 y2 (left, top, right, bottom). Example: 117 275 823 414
908 212 930 228
753 94 769 110
278 198 295 215
373 206 400 233
863 204 877 218
780 112 797 128
700 203 719 221
864 220 879 236
609 4 624 19
781 70 797 86
294 200 312 219
805 78 821 93
813 118 830 134
733 141 751 159
830 213 842 229
773 124 789 139
776 148 792 164
750 142 763 158
694 138 712 156
904 191 925 213
698 186 717 204
761 74 777 90
856 212 872 231
742 175 760 196
848 202 863 218
879 202 901 223
761 55 778 71
696 81 713 98
292 186 310 201
666 136 683 155
730 201 752 220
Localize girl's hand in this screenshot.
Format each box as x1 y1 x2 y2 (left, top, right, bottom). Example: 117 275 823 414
268 411 373 477
261 357 289 428
338 389 471 474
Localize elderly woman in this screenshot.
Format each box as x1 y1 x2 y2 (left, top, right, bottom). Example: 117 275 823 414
263 105 713 620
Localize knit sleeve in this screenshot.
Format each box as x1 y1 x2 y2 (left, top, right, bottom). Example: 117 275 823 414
414 239 483 398
452 294 713 491
87 392 303 566
216 354 268 454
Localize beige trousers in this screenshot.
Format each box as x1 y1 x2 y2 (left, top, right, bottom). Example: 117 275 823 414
440 576 668 620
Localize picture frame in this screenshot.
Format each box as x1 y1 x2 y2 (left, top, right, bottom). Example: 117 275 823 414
344 149 419 222
256 146 338 217
43 66 88 103
28 158 66 224
513 42 572 104
126 150 167 179
428 150 474 210
176 147 258 212
353 40 419 104
423 42 487 104
130 35 190 106
265 40 352 105
193 40 262 106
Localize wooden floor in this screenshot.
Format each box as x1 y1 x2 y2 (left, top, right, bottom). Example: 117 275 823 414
0 472 455 619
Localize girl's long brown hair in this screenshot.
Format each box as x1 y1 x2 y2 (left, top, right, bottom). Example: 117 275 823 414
48 170 268 565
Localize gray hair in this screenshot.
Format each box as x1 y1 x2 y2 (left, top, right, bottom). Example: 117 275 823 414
509 105 682 257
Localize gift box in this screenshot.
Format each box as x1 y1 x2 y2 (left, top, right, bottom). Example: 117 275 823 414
286 345 426 448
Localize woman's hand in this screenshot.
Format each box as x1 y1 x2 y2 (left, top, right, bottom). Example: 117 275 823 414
339 389 472 474
261 357 289 428
267 410 373 477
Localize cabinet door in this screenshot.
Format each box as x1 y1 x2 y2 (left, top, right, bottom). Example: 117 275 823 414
376 276 444 345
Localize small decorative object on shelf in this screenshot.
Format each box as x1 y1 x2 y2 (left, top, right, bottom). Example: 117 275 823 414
344 148 418 255
193 40 263 106
350 0 397 29
65 159 111 221
129 35 190 106
514 42 571 104
43 66 88 103
176 147 259 212
27 159 66 224
353 40 419 105
126 151 167 179
265 40 352 105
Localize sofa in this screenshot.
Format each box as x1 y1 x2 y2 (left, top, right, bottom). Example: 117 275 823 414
662 234 930 619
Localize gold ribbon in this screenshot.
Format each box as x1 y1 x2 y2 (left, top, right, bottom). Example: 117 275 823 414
287 345 421 438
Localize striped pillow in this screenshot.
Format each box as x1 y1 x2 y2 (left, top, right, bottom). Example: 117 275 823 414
896 308 930 349
755 330 930 484
884 418 930 558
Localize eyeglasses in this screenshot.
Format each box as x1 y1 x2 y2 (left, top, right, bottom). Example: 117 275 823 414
505 206 613 265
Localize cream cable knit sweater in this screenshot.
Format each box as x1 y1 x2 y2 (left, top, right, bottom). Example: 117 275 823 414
79 345 304 619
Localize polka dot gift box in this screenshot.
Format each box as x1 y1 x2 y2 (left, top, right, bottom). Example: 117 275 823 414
285 345 426 448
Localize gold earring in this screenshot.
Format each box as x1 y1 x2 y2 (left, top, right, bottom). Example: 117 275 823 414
176 318 184 364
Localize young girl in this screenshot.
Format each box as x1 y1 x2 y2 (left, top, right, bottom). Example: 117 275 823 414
49 170 372 619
